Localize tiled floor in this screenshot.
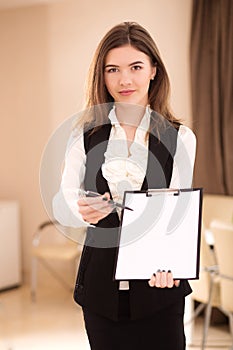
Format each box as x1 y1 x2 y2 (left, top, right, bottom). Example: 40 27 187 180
0 281 232 350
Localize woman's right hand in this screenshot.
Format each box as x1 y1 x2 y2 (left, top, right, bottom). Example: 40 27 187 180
77 192 113 224
148 270 180 288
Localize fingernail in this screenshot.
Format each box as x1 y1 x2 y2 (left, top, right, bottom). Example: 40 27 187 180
162 270 166 272
102 196 108 201
157 269 161 272
168 270 171 273
153 273 156 277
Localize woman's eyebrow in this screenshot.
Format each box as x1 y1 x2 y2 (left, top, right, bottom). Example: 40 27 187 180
129 61 144 66
104 64 119 68
104 61 145 69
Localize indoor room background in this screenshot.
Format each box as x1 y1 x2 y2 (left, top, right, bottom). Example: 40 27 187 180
0 0 193 283
0 0 232 349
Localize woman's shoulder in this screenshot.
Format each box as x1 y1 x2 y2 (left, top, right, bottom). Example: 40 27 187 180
178 124 196 143
177 125 196 155
64 127 85 156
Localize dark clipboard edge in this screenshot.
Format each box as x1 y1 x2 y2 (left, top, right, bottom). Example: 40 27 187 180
113 188 203 281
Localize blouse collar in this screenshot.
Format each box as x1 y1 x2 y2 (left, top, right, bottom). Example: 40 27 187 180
108 105 151 133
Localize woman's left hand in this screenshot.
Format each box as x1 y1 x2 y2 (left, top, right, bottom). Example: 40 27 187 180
148 270 180 288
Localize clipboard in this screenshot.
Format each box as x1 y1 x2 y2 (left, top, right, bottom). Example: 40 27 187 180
114 188 203 280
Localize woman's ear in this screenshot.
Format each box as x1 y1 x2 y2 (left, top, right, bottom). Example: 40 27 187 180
151 66 157 80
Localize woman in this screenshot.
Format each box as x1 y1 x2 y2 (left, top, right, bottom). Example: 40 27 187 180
53 22 196 349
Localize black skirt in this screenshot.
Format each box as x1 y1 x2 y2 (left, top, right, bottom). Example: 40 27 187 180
82 291 186 350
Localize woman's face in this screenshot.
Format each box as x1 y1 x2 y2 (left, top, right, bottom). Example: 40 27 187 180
104 45 156 107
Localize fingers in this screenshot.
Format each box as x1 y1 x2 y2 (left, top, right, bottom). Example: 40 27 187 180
78 194 110 211
148 270 180 288
174 279 180 287
167 270 174 288
78 192 113 224
154 270 167 288
148 273 156 287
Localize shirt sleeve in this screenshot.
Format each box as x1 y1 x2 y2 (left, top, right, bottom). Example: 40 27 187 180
52 128 92 228
169 125 196 188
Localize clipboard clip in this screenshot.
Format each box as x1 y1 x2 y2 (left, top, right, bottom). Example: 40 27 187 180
146 188 180 197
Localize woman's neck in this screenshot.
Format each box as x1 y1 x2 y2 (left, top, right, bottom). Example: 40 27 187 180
115 103 147 128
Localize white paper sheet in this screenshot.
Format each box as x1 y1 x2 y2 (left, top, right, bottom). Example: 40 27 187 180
115 189 202 280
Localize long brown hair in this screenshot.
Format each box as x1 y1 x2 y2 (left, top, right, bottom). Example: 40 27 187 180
76 22 180 130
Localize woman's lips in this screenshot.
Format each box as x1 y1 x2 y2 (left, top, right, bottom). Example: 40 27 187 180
119 89 135 96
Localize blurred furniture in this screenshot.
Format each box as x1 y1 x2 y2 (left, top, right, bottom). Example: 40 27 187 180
189 193 233 349
202 194 233 243
31 220 82 301
189 223 220 349
0 200 21 290
211 220 233 349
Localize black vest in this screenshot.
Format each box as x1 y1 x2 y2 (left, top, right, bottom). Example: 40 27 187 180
74 115 192 321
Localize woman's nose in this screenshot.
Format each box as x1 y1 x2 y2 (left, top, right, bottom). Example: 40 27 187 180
119 71 132 86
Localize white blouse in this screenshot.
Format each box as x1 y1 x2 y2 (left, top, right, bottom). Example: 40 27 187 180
53 106 196 290
53 106 196 230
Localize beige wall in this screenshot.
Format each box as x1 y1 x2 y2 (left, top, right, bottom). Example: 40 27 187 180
47 0 193 126
0 5 51 282
0 0 192 281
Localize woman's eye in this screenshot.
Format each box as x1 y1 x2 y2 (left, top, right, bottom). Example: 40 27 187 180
106 67 118 73
132 65 142 71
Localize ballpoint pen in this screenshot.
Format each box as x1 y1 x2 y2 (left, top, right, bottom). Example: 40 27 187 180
78 189 133 211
